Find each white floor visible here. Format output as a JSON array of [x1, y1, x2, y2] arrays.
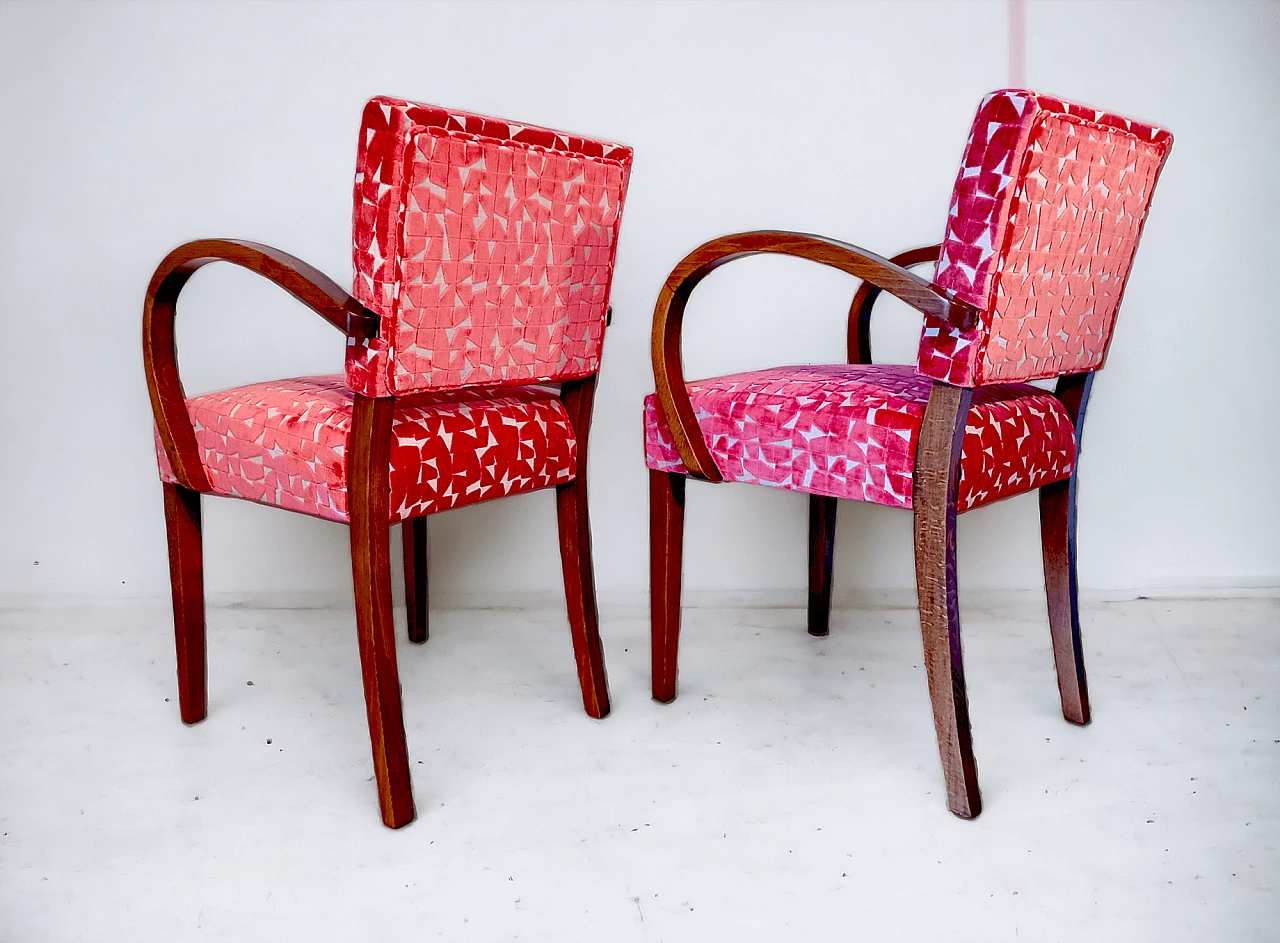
[[1, 595, 1276, 941]]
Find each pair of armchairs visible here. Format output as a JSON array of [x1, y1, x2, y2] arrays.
[[147, 91, 1172, 827]]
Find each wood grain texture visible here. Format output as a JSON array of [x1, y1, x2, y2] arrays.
[[846, 244, 942, 364], [402, 517, 429, 644], [348, 394, 416, 829], [1039, 371, 1096, 725], [143, 239, 379, 493], [162, 482, 207, 725], [807, 494, 838, 637], [650, 470, 687, 703], [556, 376, 610, 719], [913, 381, 981, 819], [651, 231, 979, 483]]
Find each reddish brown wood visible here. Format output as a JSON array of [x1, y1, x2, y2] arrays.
[[556, 376, 610, 719], [403, 516, 429, 644], [913, 381, 981, 819], [651, 231, 979, 483], [348, 393, 416, 829], [650, 470, 687, 703], [143, 239, 379, 492], [162, 482, 207, 725], [807, 494, 838, 637], [846, 244, 942, 364], [1039, 371, 1096, 725]]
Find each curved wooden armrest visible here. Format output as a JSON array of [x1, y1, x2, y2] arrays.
[[143, 238, 380, 490], [651, 230, 977, 482], [847, 243, 943, 364]]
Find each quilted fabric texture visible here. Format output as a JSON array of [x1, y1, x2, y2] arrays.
[[920, 89, 1173, 386], [643, 364, 1075, 512], [349, 97, 634, 397], [156, 376, 577, 523]]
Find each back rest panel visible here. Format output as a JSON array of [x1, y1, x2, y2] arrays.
[[348, 97, 633, 397], [918, 89, 1172, 387]]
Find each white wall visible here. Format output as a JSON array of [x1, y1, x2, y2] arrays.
[[1, 0, 1276, 606]]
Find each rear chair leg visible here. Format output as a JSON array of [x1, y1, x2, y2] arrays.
[[557, 377, 610, 719], [1040, 371, 1094, 726], [913, 383, 981, 819], [163, 482, 207, 725], [402, 516, 428, 644], [349, 394, 415, 829], [650, 470, 686, 703], [1040, 479, 1090, 724], [807, 494, 837, 637]]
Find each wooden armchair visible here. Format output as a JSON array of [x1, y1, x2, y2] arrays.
[[645, 89, 1172, 818], [146, 98, 633, 828]]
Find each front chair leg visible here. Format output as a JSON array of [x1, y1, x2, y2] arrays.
[[163, 481, 207, 725], [650, 470, 686, 703], [556, 377, 610, 719], [349, 395, 415, 829], [402, 516, 429, 644], [1039, 479, 1090, 724], [913, 382, 981, 819], [807, 494, 838, 637]]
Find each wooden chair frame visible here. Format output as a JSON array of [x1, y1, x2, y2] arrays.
[[145, 239, 610, 829], [649, 231, 1093, 819]]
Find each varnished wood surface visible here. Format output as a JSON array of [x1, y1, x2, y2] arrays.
[[143, 239, 379, 493], [913, 381, 981, 819], [651, 231, 979, 484], [846, 244, 942, 364], [348, 394, 416, 829], [1039, 371, 1096, 725], [556, 376, 611, 719], [163, 482, 207, 725], [403, 517, 429, 644], [807, 495, 837, 637], [649, 470, 687, 703]]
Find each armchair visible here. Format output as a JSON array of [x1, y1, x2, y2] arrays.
[[147, 97, 633, 827], [646, 89, 1172, 818]]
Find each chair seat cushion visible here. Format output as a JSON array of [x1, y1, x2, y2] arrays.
[[643, 364, 1076, 511], [156, 375, 577, 523]]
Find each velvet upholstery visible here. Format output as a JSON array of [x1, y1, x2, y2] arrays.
[[920, 89, 1173, 387], [644, 364, 1075, 511], [158, 376, 577, 523], [348, 97, 633, 397]]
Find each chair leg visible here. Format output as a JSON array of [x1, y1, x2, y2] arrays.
[[1040, 479, 1090, 725], [162, 482, 207, 725], [402, 516, 428, 644], [349, 394, 415, 829], [807, 494, 837, 637], [1041, 371, 1095, 726], [650, 470, 686, 703], [556, 377, 610, 719], [913, 382, 981, 819]]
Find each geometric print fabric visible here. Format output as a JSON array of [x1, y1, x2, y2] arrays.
[[349, 96, 633, 398], [156, 375, 577, 524], [643, 364, 1076, 512], [920, 88, 1173, 387]]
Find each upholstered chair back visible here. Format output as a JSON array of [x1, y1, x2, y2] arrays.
[[917, 89, 1172, 387], [347, 97, 633, 397]]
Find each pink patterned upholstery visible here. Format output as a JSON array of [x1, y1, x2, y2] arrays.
[[349, 97, 634, 397], [644, 365, 1076, 511], [920, 89, 1173, 386], [157, 376, 577, 523]]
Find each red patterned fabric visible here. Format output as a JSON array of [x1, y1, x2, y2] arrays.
[[643, 365, 1075, 511], [349, 97, 634, 397], [157, 376, 577, 523], [920, 89, 1173, 386]]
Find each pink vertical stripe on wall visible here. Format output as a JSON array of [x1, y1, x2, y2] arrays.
[[1008, 0, 1026, 86]]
